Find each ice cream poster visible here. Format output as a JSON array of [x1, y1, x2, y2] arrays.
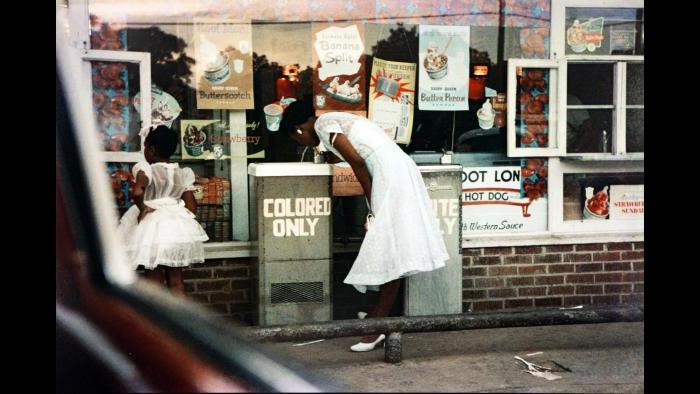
[[609, 185, 643, 220], [368, 57, 416, 145], [460, 164, 547, 235], [312, 23, 367, 111], [181, 119, 230, 160], [566, 17, 604, 54], [418, 25, 470, 111], [194, 19, 254, 110]]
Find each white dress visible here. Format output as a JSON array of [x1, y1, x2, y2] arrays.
[[118, 161, 209, 269], [315, 112, 449, 293]]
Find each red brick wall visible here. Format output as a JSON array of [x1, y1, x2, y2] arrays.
[[463, 242, 644, 312], [182, 258, 254, 325], [181, 242, 644, 325]]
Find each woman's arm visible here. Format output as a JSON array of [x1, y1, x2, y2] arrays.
[[323, 150, 343, 164], [182, 190, 197, 214], [331, 133, 371, 206]]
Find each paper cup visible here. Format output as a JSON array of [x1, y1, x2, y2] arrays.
[[263, 103, 284, 131]]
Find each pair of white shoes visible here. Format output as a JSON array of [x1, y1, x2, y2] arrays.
[[350, 311, 385, 352]]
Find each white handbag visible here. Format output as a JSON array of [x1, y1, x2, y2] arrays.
[[364, 198, 374, 231], [365, 212, 375, 231]]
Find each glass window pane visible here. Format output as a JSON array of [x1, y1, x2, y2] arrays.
[[626, 63, 644, 105], [563, 173, 644, 221], [626, 109, 644, 153], [106, 162, 135, 217], [566, 109, 612, 154], [91, 61, 142, 152], [567, 63, 614, 105], [565, 7, 644, 55], [515, 68, 556, 149]]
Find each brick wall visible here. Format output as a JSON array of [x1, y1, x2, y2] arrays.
[[181, 241, 644, 325], [463, 242, 644, 312], [181, 258, 254, 325]]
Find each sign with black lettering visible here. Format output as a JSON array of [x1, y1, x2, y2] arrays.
[[461, 162, 547, 234]]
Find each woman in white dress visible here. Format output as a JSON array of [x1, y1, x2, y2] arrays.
[[118, 125, 209, 293], [280, 100, 448, 351]]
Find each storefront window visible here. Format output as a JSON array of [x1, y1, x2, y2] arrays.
[[91, 60, 143, 152], [563, 173, 643, 221], [566, 63, 613, 154], [564, 7, 643, 56], [625, 62, 643, 152], [86, 0, 553, 246]]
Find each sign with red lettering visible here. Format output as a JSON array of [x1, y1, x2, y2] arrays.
[[609, 185, 644, 220]]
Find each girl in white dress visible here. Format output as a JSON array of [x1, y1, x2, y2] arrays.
[[118, 125, 209, 293], [280, 100, 448, 351]]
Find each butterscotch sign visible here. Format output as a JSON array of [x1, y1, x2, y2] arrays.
[[332, 165, 363, 196]]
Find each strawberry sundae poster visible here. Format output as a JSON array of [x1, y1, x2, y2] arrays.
[[312, 23, 367, 111], [460, 161, 547, 235], [368, 57, 416, 145]]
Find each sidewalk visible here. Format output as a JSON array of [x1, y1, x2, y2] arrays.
[[264, 322, 643, 392]]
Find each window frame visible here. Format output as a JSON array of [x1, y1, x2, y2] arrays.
[[81, 49, 152, 163], [507, 58, 568, 158], [552, 0, 644, 160], [548, 157, 643, 234]]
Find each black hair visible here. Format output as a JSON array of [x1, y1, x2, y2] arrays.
[[144, 125, 178, 158], [279, 98, 315, 135]]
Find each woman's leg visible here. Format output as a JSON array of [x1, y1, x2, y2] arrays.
[[359, 278, 402, 343], [143, 266, 166, 286], [165, 267, 185, 295]]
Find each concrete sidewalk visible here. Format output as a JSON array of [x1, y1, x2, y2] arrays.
[[263, 322, 643, 392]]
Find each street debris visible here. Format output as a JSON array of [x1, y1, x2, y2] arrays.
[[559, 305, 583, 310], [515, 356, 562, 381], [291, 339, 326, 347], [526, 351, 544, 357]]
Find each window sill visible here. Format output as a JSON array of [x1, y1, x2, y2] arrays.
[[462, 230, 643, 248], [563, 154, 644, 161], [201, 231, 644, 260]]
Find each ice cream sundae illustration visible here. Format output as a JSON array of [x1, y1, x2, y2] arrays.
[[199, 34, 231, 85], [183, 123, 207, 157], [584, 186, 609, 219], [424, 44, 448, 80], [321, 75, 363, 103]]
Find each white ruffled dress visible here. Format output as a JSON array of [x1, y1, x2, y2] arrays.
[[315, 112, 449, 293], [118, 161, 209, 269]]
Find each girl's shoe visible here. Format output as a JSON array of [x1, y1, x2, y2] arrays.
[[350, 334, 385, 352]]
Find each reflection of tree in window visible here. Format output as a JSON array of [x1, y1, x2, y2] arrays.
[[368, 24, 501, 153], [122, 27, 199, 115]]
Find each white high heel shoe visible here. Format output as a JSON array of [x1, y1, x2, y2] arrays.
[[350, 334, 385, 352]]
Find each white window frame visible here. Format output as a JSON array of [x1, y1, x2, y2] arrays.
[[552, 0, 644, 160], [81, 50, 152, 163], [548, 157, 643, 234], [507, 58, 567, 157]]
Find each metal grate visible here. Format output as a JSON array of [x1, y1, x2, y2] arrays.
[[270, 282, 324, 304]]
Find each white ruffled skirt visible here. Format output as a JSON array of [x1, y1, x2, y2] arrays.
[[343, 143, 449, 293], [118, 197, 209, 270]]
